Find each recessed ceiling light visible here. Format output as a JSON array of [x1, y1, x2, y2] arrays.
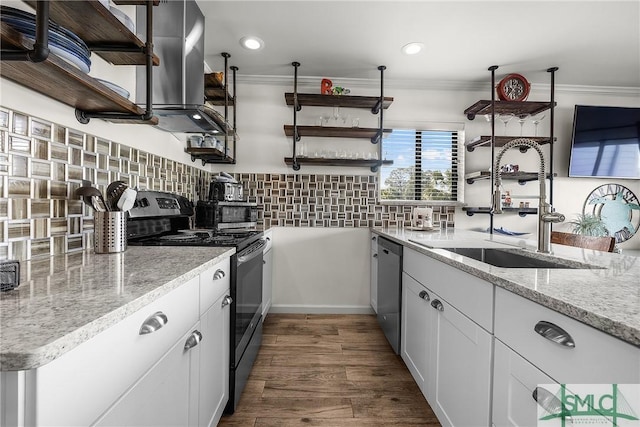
[[401, 42, 424, 55], [240, 36, 264, 51]]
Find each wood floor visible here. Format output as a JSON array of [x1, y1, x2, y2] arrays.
[[218, 313, 441, 427]]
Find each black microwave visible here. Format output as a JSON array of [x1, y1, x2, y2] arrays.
[[195, 201, 257, 231]]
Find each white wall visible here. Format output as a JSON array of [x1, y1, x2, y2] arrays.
[[270, 226, 372, 314]]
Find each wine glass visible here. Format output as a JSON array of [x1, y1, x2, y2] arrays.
[[517, 114, 529, 136], [332, 107, 340, 126], [531, 114, 546, 136], [498, 113, 514, 135]]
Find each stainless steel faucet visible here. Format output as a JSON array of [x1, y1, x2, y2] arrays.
[[493, 138, 565, 253]]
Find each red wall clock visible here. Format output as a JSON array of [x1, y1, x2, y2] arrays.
[[496, 73, 531, 101]]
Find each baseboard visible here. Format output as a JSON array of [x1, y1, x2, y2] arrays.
[[269, 304, 375, 315]]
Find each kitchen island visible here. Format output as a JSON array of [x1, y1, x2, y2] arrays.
[[0, 246, 235, 371], [374, 227, 639, 346], [374, 227, 639, 426], [0, 246, 234, 427]]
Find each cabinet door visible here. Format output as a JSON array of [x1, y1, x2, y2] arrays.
[[429, 293, 492, 427], [493, 339, 557, 427], [199, 290, 231, 427], [262, 247, 273, 319], [370, 233, 378, 313], [94, 324, 201, 427], [400, 272, 432, 400]]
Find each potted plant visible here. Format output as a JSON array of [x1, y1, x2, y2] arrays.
[[568, 213, 609, 236]]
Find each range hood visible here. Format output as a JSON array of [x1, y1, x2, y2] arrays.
[[136, 0, 225, 134]]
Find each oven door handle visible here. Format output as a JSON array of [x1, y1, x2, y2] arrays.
[[237, 240, 266, 265]]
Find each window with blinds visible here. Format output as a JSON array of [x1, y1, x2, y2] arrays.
[[380, 129, 462, 202]]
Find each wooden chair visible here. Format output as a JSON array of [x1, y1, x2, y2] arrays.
[[550, 231, 616, 252]]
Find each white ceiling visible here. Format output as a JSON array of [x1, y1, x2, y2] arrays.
[[196, 0, 640, 88]]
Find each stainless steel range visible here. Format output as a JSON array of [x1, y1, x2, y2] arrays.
[[127, 190, 264, 414]]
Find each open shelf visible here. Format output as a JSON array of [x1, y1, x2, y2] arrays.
[[465, 171, 556, 185], [23, 0, 160, 66], [284, 157, 392, 168], [465, 136, 554, 151], [185, 147, 234, 166], [284, 125, 391, 139], [0, 24, 157, 124], [204, 73, 235, 106], [285, 93, 393, 112], [464, 100, 554, 120], [462, 206, 538, 217]]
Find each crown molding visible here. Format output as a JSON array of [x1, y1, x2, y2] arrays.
[[236, 74, 640, 96]]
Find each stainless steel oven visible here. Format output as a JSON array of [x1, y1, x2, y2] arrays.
[[228, 234, 265, 413], [126, 190, 264, 414]]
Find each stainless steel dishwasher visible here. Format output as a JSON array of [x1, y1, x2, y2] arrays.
[[377, 236, 403, 354]]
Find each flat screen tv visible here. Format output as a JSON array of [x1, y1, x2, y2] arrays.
[[568, 105, 640, 179]]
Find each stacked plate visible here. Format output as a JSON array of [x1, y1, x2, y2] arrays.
[[1, 6, 91, 73], [95, 78, 130, 99]]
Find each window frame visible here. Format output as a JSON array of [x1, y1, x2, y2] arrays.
[[378, 122, 465, 206]]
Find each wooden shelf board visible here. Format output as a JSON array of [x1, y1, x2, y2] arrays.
[[464, 100, 554, 119], [22, 0, 160, 66], [285, 93, 393, 110], [185, 147, 234, 164], [204, 88, 235, 105], [1, 25, 156, 123], [284, 157, 393, 168], [284, 125, 391, 139], [465, 136, 553, 150], [113, 1, 160, 5], [464, 170, 556, 184], [462, 206, 538, 216]]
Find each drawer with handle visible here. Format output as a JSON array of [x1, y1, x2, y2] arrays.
[[494, 286, 640, 384], [199, 257, 231, 315], [403, 248, 493, 332], [33, 276, 199, 427]]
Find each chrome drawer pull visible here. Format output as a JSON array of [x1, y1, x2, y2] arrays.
[[430, 299, 444, 312], [213, 269, 226, 280], [418, 290, 430, 301], [532, 387, 566, 417], [222, 295, 233, 308], [184, 330, 203, 350], [139, 311, 168, 335], [373, 253, 378, 258], [534, 321, 575, 348]]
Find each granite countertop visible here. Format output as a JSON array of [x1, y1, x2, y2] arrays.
[[0, 246, 235, 371], [374, 227, 640, 347]]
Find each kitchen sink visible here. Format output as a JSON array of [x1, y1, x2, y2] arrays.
[[441, 247, 601, 269]]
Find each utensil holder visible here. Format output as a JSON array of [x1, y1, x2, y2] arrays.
[[94, 211, 127, 254]]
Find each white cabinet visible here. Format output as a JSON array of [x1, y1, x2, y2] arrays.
[[262, 229, 273, 320], [494, 287, 640, 385], [493, 287, 640, 426], [19, 277, 200, 427], [370, 232, 378, 313], [430, 293, 492, 427], [493, 339, 557, 427], [94, 325, 202, 427], [198, 258, 231, 427], [401, 248, 493, 427], [401, 272, 433, 399], [0, 256, 234, 427]]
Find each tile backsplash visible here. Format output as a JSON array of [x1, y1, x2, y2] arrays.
[[0, 107, 211, 262], [0, 107, 455, 262]]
